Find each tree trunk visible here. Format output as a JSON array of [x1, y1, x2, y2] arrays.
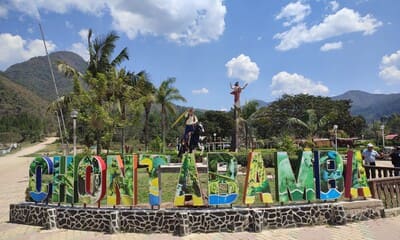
[[143, 103, 151, 152], [96, 131, 101, 155], [121, 103, 126, 156], [161, 105, 166, 153]]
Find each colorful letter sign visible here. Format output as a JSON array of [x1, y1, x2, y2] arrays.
[[276, 151, 315, 202], [243, 152, 273, 205], [314, 151, 344, 200], [106, 155, 137, 206], [344, 150, 371, 199], [139, 154, 168, 207], [77, 156, 107, 205], [28, 156, 54, 202], [208, 152, 239, 205], [26, 149, 372, 207], [174, 153, 204, 206]]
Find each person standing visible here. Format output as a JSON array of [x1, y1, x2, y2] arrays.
[[230, 81, 248, 109], [183, 108, 198, 143], [390, 146, 400, 176], [362, 143, 380, 178]]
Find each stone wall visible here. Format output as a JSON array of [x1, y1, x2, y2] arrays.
[[9, 199, 384, 236]]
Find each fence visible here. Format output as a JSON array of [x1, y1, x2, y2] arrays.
[[365, 165, 400, 209]]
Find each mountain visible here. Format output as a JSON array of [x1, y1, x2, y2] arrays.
[[332, 90, 400, 122], [4, 51, 87, 101], [0, 73, 48, 116]]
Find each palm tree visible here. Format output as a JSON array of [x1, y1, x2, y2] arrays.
[[56, 30, 130, 155], [135, 71, 156, 151], [241, 100, 259, 150], [288, 109, 330, 146], [87, 29, 129, 75], [155, 78, 186, 153]]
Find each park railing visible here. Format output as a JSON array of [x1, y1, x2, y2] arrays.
[[368, 176, 400, 209], [364, 164, 400, 208], [364, 165, 400, 179]]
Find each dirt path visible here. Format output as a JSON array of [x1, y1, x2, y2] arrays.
[[0, 137, 57, 223]]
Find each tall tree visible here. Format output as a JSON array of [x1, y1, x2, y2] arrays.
[[87, 29, 129, 76], [288, 109, 331, 140], [155, 78, 186, 153], [241, 100, 259, 149], [57, 30, 130, 155], [135, 71, 156, 151]]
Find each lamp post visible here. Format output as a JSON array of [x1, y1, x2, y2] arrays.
[[380, 125, 385, 148], [333, 125, 338, 152], [71, 109, 78, 156], [213, 133, 217, 151]]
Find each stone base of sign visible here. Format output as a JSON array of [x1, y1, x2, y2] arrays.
[[9, 199, 384, 236]]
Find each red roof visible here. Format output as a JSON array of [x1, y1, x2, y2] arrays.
[[385, 134, 398, 140]]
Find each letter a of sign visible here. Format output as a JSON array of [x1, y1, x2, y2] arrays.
[[106, 155, 137, 206], [344, 150, 371, 199], [243, 152, 273, 205], [174, 153, 204, 206]]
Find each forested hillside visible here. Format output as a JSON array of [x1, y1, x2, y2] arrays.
[[4, 51, 87, 101], [0, 73, 52, 142]]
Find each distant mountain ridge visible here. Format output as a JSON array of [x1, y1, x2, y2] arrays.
[[332, 90, 400, 122], [4, 51, 87, 101]]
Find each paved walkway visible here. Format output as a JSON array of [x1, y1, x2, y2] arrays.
[[1, 142, 400, 240]]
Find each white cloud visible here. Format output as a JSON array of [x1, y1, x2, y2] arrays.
[[109, 1, 226, 46], [379, 50, 400, 85], [5, 0, 105, 20], [271, 71, 329, 97], [276, 1, 311, 27], [5, 0, 226, 46], [274, 8, 382, 51], [0, 33, 56, 70], [0, 5, 8, 18], [68, 29, 90, 60], [69, 42, 89, 61], [192, 88, 209, 95], [329, 1, 339, 12], [225, 54, 260, 83], [78, 29, 89, 42], [27, 27, 34, 34], [320, 41, 342, 51]]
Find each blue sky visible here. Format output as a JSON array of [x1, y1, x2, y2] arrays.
[[0, 0, 399, 111]]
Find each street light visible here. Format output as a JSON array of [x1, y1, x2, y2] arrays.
[[213, 133, 217, 151], [333, 125, 338, 152], [380, 125, 385, 148], [71, 109, 78, 156]]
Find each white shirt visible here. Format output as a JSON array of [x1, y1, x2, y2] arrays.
[[362, 149, 380, 165], [185, 113, 198, 125]]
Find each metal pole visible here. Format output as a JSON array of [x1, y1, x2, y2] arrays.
[[73, 117, 77, 156], [335, 130, 337, 152], [381, 125, 385, 148], [71, 109, 78, 156], [333, 125, 338, 152]]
